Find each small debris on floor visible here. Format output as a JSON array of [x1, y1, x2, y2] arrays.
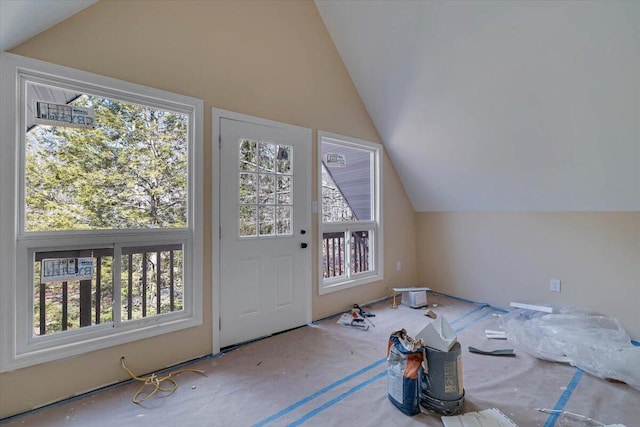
[[468, 346, 516, 357], [485, 329, 507, 340], [441, 408, 518, 427]]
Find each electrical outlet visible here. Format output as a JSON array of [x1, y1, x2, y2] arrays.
[[550, 278, 561, 293], [396, 261, 402, 271]]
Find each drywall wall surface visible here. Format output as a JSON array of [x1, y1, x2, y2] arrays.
[[416, 212, 640, 340], [2, 0, 416, 418]]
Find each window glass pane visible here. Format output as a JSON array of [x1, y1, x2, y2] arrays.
[[239, 139, 257, 171], [239, 205, 257, 237], [238, 141, 294, 239], [33, 248, 114, 336], [259, 206, 275, 236], [276, 144, 292, 174], [259, 174, 275, 205], [239, 173, 257, 204], [321, 164, 356, 222], [276, 206, 292, 235], [277, 176, 291, 205], [321, 142, 371, 222], [258, 142, 276, 172], [25, 83, 188, 232], [121, 245, 183, 322], [351, 230, 372, 274], [322, 231, 346, 278]]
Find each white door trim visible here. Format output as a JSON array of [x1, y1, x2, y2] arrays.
[[211, 108, 312, 354]]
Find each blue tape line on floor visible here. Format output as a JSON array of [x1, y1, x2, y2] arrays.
[[276, 304, 500, 426], [287, 371, 387, 427], [454, 308, 495, 333], [543, 369, 583, 427], [252, 358, 386, 427], [449, 303, 489, 326], [254, 302, 489, 427]]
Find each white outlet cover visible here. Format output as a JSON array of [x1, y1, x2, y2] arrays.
[[550, 279, 561, 292]]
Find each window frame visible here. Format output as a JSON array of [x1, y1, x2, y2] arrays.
[[0, 53, 204, 372], [317, 130, 383, 295]]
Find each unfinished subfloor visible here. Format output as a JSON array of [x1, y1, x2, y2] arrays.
[[2, 294, 638, 426]]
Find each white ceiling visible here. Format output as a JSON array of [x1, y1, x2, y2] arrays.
[[0, 0, 97, 52], [2, 0, 638, 212], [315, 0, 639, 211]]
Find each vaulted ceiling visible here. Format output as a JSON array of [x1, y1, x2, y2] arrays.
[[315, 0, 639, 211], [2, 0, 638, 212]]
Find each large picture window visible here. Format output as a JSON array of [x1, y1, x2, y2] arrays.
[[318, 131, 383, 294], [0, 53, 203, 372]]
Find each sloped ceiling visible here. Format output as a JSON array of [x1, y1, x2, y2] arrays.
[[0, 0, 98, 52], [315, 0, 639, 211], [2, 1, 638, 212]]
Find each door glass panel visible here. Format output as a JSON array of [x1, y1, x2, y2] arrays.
[[259, 206, 275, 236], [259, 174, 275, 205], [277, 176, 291, 204], [239, 205, 257, 237], [276, 206, 292, 235], [240, 140, 257, 171], [239, 173, 257, 204], [276, 145, 292, 174], [238, 139, 294, 238], [258, 142, 276, 172]]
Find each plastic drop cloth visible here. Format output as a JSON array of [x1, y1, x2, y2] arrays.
[[500, 307, 640, 390]]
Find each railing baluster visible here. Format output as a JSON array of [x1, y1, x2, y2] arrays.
[[39, 282, 46, 335], [95, 257, 101, 324], [142, 252, 147, 318], [338, 236, 343, 275], [170, 250, 175, 311], [156, 250, 161, 315], [127, 254, 133, 320], [333, 237, 337, 276], [62, 281, 68, 331]]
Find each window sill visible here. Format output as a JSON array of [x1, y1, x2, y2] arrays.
[[318, 272, 383, 295], [2, 312, 202, 373]]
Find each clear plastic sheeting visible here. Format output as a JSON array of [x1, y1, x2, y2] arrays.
[[501, 308, 640, 390]]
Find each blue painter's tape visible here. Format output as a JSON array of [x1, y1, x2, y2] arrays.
[[252, 359, 386, 427], [449, 304, 489, 325], [631, 340, 640, 347], [277, 304, 501, 426], [543, 369, 583, 427], [454, 308, 495, 333], [253, 302, 489, 427], [429, 291, 488, 306], [288, 371, 387, 427]]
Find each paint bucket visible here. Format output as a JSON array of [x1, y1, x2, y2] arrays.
[[419, 342, 465, 415]]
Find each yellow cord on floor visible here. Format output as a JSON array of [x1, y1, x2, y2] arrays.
[[121, 356, 207, 404]]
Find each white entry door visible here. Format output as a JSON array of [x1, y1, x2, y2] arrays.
[[218, 116, 311, 348]]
